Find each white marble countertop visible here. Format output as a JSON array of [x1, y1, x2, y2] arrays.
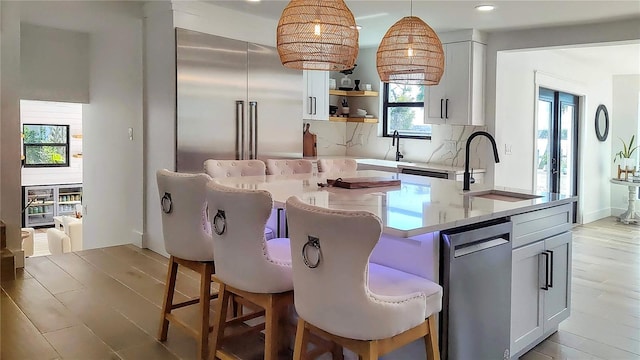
[[356, 158, 485, 175], [213, 170, 575, 238], [301, 156, 485, 175]]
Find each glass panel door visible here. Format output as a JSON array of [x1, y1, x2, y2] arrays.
[[559, 100, 577, 197], [536, 92, 553, 194], [537, 88, 579, 222]]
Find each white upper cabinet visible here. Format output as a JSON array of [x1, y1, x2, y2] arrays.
[[302, 70, 329, 121], [426, 41, 486, 125]]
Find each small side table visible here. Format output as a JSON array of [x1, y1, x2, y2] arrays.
[[610, 178, 640, 224]]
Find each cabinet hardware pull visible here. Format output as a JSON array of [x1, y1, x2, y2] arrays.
[[440, 99, 444, 119], [308, 97, 313, 115], [445, 99, 450, 119], [547, 250, 554, 288], [540, 251, 549, 291]]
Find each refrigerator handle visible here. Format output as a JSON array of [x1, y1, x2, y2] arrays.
[[249, 101, 258, 159], [236, 100, 245, 159]]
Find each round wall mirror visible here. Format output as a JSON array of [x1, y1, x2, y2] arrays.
[[595, 104, 609, 142]]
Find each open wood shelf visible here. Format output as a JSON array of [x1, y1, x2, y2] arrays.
[[329, 90, 379, 97], [329, 117, 378, 123]]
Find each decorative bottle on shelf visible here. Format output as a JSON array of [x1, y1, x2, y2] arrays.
[[354, 80, 360, 91], [340, 75, 352, 90]]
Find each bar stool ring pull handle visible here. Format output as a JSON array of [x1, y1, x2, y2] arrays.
[[213, 210, 227, 235], [161, 193, 173, 214], [302, 236, 321, 268]]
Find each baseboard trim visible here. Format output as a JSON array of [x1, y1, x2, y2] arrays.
[[582, 208, 612, 224]]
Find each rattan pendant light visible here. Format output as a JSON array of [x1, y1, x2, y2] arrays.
[[376, 1, 444, 85], [277, 0, 359, 71]]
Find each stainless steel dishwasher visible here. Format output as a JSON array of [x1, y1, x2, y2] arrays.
[[440, 219, 512, 360]]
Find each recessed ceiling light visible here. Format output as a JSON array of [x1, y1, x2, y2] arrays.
[[475, 4, 495, 11], [247, 0, 261, 2]]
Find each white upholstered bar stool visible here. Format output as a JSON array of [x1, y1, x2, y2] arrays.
[[266, 159, 313, 175], [286, 196, 443, 360], [206, 182, 293, 360], [317, 158, 357, 173], [203, 159, 276, 240], [156, 169, 218, 360], [265, 159, 313, 237], [204, 159, 266, 178]]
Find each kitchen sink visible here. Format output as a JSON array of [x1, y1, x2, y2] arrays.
[[468, 190, 542, 202]]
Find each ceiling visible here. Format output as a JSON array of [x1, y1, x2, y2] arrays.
[[209, 0, 640, 48]]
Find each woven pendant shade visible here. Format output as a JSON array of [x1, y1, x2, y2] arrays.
[[277, 0, 359, 71], [376, 16, 444, 85]]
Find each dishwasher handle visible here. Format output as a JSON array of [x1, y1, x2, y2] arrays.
[[453, 237, 509, 257]]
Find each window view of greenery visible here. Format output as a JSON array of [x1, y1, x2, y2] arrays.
[[384, 83, 431, 137], [23, 124, 69, 167]]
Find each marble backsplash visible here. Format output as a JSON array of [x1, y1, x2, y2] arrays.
[[307, 120, 488, 169]]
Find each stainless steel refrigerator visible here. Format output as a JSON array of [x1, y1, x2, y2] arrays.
[[176, 28, 303, 173]]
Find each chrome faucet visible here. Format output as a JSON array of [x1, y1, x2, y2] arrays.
[[392, 130, 404, 162], [464, 131, 500, 191]]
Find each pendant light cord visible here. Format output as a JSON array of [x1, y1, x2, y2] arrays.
[[410, 0, 413, 16]]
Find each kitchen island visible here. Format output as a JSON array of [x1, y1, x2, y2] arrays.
[[214, 170, 576, 359]]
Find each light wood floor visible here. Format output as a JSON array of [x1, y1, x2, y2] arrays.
[[1, 217, 639, 359]]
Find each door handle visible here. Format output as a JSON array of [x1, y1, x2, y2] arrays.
[[540, 251, 549, 291], [249, 101, 258, 159], [236, 100, 245, 160], [551, 158, 558, 174], [440, 99, 444, 119]]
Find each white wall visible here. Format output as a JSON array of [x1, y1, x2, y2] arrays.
[[143, 1, 175, 256], [495, 50, 613, 223], [20, 100, 83, 186], [82, 5, 143, 249], [20, 1, 145, 250], [143, 1, 281, 256], [20, 23, 90, 103], [611, 75, 640, 215], [485, 18, 640, 189], [1, 1, 22, 253]]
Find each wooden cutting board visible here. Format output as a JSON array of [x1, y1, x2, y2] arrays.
[[327, 177, 401, 189], [303, 123, 317, 157]]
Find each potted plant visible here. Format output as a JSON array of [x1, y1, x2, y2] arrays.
[[614, 135, 639, 171]]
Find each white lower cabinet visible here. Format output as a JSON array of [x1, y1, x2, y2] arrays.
[[510, 231, 572, 357]]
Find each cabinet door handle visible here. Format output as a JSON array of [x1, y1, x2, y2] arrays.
[[445, 99, 450, 119], [547, 250, 554, 288], [540, 251, 549, 291], [308, 97, 313, 115], [313, 97, 317, 115], [440, 99, 444, 119]]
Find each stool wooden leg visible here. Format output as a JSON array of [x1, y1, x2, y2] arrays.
[[293, 318, 309, 360], [210, 283, 230, 360], [158, 256, 178, 341], [331, 342, 344, 360], [198, 263, 213, 360], [425, 316, 440, 360], [264, 295, 280, 360], [362, 342, 378, 360]]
